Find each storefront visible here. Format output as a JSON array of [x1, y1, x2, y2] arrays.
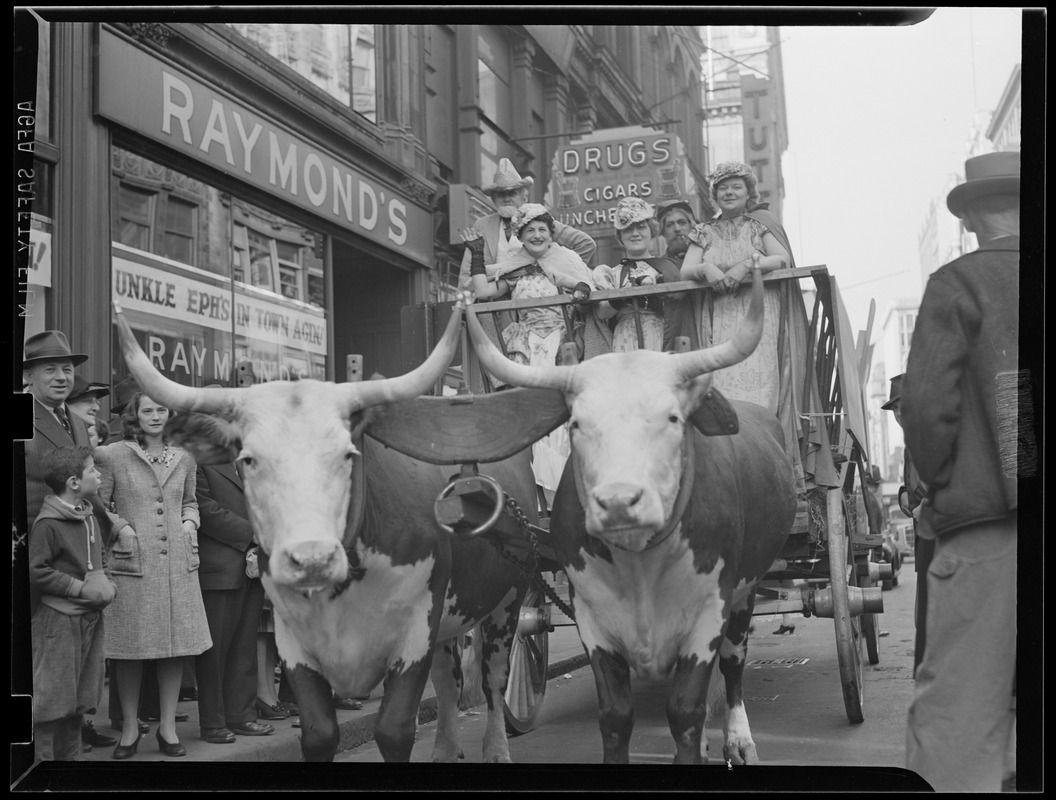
[[26, 23, 436, 393]]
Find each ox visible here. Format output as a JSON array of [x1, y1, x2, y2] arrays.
[[113, 297, 535, 762], [465, 268, 797, 764]]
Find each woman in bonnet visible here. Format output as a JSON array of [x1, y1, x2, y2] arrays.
[[679, 161, 794, 414], [459, 203, 614, 494], [593, 197, 681, 352]]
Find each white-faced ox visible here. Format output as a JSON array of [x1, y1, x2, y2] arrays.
[[466, 269, 797, 764], [113, 297, 535, 763]]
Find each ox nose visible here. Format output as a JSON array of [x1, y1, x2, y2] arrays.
[[286, 541, 343, 583], [592, 483, 644, 514]]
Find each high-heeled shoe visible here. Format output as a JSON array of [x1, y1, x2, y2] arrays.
[[156, 728, 187, 757], [255, 697, 289, 720], [111, 729, 143, 760], [774, 624, 796, 635]]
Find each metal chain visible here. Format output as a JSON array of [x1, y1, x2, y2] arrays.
[[488, 491, 576, 622]]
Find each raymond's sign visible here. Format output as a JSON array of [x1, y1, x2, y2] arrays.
[[96, 28, 433, 267], [544, 126, 697, 236]]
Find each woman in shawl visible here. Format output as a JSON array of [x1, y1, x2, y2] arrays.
[[460, 203, 614, 494], [679, 161, 793, 414]]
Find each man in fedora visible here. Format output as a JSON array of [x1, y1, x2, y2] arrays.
[[880, 374, 932, 677], [902, 151, 1023, 792], [22, 331, 94, 526], [66, 376, 111, 448]]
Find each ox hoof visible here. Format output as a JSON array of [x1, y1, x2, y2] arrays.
[[483, 754, 513, 764], [723, 741, 759, 766]]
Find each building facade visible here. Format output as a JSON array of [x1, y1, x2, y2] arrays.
[[700, 25, 789, 221], [20, 20, 708, 395]]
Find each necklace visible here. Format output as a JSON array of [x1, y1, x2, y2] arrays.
[[141, 443, 175, 467]]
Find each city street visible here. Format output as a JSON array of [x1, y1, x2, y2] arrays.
[[339, 556, 920, 770]]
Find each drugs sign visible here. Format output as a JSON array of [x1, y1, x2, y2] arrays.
[[545, 125, 697, 236]]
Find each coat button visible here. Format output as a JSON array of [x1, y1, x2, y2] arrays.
[[159, 549, 167, 555], [157, 508, 164, 515], [160, 536, 167, 542]]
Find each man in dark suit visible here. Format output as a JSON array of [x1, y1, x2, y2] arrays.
[[22, 331, 94, 526], [194, 453, 274, 742]]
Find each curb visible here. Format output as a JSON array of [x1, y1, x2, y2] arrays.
[[213, 652, 590, 762]]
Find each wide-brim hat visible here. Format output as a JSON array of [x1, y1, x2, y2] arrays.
[[68, 375, 111, 404], [656, 200, 697, 224], [22, 330, 88, 367], [110, 377, 141, 415], [880, 373, 904, 411], [482, 158, 534, 195], [946, 151, 1020, 218], [613, 197, 656, 231]]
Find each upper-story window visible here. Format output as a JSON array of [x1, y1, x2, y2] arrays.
[[477, 26, 516, 184], [113, 180, 200, 267], [227, 23, 377, 123]]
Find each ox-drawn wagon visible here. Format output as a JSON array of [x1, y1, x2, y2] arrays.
[[399, 262, 889, 734]]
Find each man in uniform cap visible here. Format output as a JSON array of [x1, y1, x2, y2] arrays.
[[66, 376, 111, 448], [903, 151, 1024, 792]]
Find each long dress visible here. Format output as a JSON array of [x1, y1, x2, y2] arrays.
[[96, 441, 212, 660], [687, 216, 783, 414]]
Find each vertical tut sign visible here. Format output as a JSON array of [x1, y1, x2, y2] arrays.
[[741, 74, 778, 213], [95, 28, 433, 267]]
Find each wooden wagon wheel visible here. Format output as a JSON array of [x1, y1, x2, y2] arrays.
[[827, 487, 866, 724], [503, 583, 550, 735]]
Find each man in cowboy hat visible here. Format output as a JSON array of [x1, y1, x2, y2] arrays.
[[455, 159, 597, 389], [22, 331, 95, 526], [456, 158, 596, 293], [903, 151, 1023, 792], [66, 376, 111, 448]]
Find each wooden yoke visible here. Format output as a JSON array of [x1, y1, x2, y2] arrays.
[[364, 387, 569, 466]]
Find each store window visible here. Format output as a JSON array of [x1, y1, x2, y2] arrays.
[[111, 145, 328, 387], [227, 23, 377, 123], [23, 157, 54, 340]]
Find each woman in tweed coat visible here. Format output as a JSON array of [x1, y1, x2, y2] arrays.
[[96, 392, 211, 757]]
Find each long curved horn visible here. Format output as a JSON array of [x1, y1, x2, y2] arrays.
[[673, 264, 765, 382], [465, 303, 577, 393], [344, 293, 467, 412], [113, 299, 240, 416]]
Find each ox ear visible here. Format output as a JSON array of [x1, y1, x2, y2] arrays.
[[686, 381, 740, 437], [163, 413, 242, 465]]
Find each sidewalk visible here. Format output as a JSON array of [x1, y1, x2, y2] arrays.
[[80, 588, 586, 763]]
